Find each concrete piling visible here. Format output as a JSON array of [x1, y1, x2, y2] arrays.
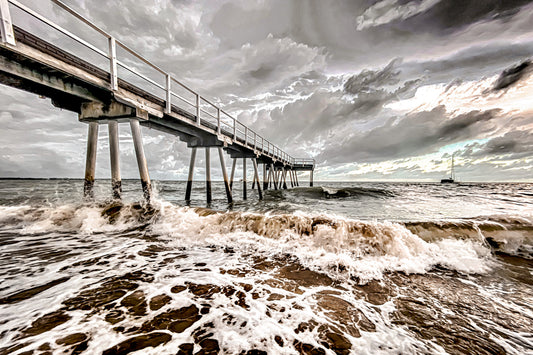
[[229, 158, 236, 190], [282, 167, 287, 189], [310, 169, 314, 187], [130, 119, 151, 202], [205, 148, 212, 204], [218, 147, 233, 203], [270, 164, 278, 190], [263, 164, 268, 190], [253, 158, 263, 200], [242, 157, 247, 200], [83, 122, 98, 199], [185, 147, 196, 202], [108, 121, 121, 199]]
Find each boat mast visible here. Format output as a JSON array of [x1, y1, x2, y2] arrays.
[[450, 154, 455, 180]]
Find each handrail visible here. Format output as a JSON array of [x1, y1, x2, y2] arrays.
[[8, 0, 314, 168]]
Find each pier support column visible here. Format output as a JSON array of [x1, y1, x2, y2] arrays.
[[218, 147, 233, 204], [282, 167, 288, 189], [289, 169, 294, 188], [205, 148, 212, 204], [263, 164, 268, 190], [310, 170, 314, 187], [270, 164, 278, 190], [84, 122, 99, 199], [229, 158, 236, 190], [130, 119, 151, 202], [253, 158, 263, 200], [108, 121, 121, 199], [185, 147, 196, 202], [296, 172, 299, 186], [242, 157, 247, 200]]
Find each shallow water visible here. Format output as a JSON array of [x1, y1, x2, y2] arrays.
[[0, 179, 531, 354]]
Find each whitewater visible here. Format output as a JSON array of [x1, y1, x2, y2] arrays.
[[0, 179, 531, 354]]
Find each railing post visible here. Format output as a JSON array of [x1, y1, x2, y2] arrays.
[[165, 74, 171, 114], [217, 108, 221, 135], [245, 127, 248, 146], [254, 132, 256, 150], [108, 37, 118, 91], [196, 94, 200, 125], [0, 0, 15, 46], [233, 119, 237, 140]]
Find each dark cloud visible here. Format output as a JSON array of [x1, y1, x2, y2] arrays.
[[390, 0, 533, 34], [492, 59, 532, 91], [317, 106, 502, 165]]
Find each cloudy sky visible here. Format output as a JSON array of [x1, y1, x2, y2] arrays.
[[1, 0, 533, 181]]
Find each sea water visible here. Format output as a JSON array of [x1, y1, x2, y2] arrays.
[[0, 179, 531, 354]]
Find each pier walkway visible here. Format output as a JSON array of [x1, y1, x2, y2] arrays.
[[0, 0, 315, 203]]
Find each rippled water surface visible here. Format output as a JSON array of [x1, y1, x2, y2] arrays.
[[0, 179, 531, 354]]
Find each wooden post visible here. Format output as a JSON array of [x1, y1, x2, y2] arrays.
[[230, 158, 236, 189], [83, 122, 98, 199], [263, 163, 268, 190], [310, 169, 314, 187], [253, 158, 263, 200], [130, 119, 151, 202], [218, 147, 232, 203], [108, 121, 121, 199], [295, 171, 299, 187], [242, 157, 247, 200], [185, 147, 196, 202], [205, 147, 212, 204]]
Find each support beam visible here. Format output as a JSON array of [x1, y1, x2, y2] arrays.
[[310, 169, 314, 187], [218, 147, 233, 204], [295, 171, 299, 187], [108, 121, 121, 199], [242, 157, 247, 200], [0, 0, 16, 46], [263, 164, 268, 190], [289, 169, 294, 188], [130, 119, 151, 202], [185, 147, 196, 202], [83, 122, 98, 199], [205, 148, 212, 204], [229, 158, 236, 190], [252, 158, 263, 200], [282, 167, 287, 189], [270, 164, 278, 190]]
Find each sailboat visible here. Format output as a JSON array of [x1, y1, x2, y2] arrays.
[[440, 155, 456, 183]]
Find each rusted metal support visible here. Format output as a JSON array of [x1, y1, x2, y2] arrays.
[[185, 147, 196, 202], [130, 119, 151, 202], [310, 169, 314, 187], [242, 157, 247, 200], [205, 147, 212, 204], [108, 121, 121, 199], [83, 122, 98, 199], [263, 163, 268, 190], [253, 158, 263, 200], [0, 0, 16, 46], [230, 158, 236, 189], [218, 147, 232, 204]]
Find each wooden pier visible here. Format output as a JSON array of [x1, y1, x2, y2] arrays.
[[0, 0, 315, 203]]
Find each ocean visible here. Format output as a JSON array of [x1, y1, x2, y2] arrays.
[[0, 179, 531, 354]]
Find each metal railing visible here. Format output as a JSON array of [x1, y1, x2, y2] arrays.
[[3, 0, 314, 168]]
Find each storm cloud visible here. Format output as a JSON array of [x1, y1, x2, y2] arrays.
[[1, 0, 532, 181]]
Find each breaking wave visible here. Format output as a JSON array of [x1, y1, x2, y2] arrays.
[[2, 200, 531, 284]]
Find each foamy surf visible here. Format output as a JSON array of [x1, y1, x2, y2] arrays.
[[0, 180, 532, 354]]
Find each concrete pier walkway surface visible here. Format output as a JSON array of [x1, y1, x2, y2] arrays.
[[0, 0, 314, 203]]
